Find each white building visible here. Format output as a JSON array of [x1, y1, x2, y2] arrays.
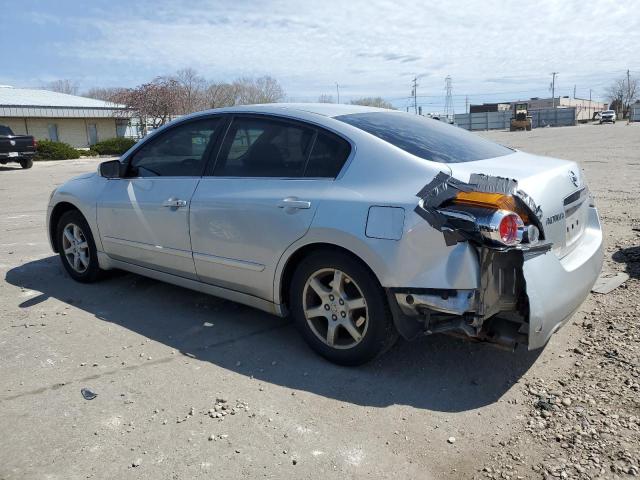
[[0, 86, 130, 147]]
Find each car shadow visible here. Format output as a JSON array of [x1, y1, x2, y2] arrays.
[[5, 256, 542, 412], [612, 245, 640, 279]]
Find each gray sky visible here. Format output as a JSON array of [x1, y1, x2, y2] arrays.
[[2, 0, 639, 111]]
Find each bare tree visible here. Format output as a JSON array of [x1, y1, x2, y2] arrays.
[[205, 82, 239, 109], [83, 87, 127, 103], [606, 75, 638, 117], [233, 76, 285, 104], [172, 68, 207, 114], [46, 79, 79, 95], [318, 94, 334, 103], [203, 76, 285, 108], [350, 97, 395, 109]]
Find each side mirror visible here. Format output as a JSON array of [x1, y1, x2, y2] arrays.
[[99, 160, 124, 178]]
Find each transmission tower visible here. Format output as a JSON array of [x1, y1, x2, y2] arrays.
[[444, 76, 454, 122]]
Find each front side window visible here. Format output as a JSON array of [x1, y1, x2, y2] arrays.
[[336, 112, 513, 163], [214, 117, 314, 177], [128, 118, 221, 177]]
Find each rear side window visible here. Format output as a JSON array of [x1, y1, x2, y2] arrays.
[[304, 131, 351, 178], [0, 125, 13, 136], [214, 117, 314, 177], [336, 112, 512, 163]]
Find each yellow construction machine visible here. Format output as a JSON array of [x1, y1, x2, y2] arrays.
[[510, 102, 532, 131]]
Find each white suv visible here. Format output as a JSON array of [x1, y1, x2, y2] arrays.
[[599, 110, 616, 124]]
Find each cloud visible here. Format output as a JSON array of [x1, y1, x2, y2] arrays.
[[357, 52, 422, 63], [3, 0, 639, 105]]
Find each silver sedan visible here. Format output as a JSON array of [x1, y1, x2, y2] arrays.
[[46, 104, 603, 365]]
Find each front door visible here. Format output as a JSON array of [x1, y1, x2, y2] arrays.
[[190, 115, 352, 301], [97, 116, 223, 279]]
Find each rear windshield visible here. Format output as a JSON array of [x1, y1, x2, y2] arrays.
[[335, 112, 513, 163], [0, 125, 13, 136]]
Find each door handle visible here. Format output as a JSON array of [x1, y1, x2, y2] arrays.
[[162, 198, 188, 208], [277, 197, 311, 209]]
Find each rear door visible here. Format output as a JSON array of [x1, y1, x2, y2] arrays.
[[97, 116, 223, 279], [190, 115, 352, 300]]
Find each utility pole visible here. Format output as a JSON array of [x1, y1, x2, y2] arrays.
[[411, 76, 418, 114], [336, 83, 340, 104], [573, 84, 576, 99], [589, 88, 592, 122], [465, 95, 469, 114], [551, 72, 558, 108]]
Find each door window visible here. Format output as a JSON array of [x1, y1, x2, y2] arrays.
[[128, 118, 221, 177], [214, 117, 314, 177], [304, 131, 351, 178]]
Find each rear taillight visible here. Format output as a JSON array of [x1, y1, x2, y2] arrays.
[[498, 213, 524, 245], [475, 209, 525, 246], [451, 191, 529, 223], [32, 138, 37, 149]]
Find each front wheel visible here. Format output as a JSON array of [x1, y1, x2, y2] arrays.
[[56, 210, 103, 283], [20, 158, 33, 169], [289, 251, 398, 365]]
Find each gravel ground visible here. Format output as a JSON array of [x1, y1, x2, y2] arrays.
[[0, 122, 638, 479]]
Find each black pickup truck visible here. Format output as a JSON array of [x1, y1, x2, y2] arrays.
[[0, 125, 36, 169]]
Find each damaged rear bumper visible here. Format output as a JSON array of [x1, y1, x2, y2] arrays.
[[524, 205, 603, 348], [389, 205, 603, 350]]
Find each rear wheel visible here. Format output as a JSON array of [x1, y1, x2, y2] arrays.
[[20, 158, 33, 169], [56, 210, 102, 283], [289, 251, 398, 365]]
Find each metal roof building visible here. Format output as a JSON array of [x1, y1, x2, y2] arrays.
[[0, 85, 130, 148]]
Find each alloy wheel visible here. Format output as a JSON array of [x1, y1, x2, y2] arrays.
[[302, 268, 368, 349], [61, 223, 90, 273]]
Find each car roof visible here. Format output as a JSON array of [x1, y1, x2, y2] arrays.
[[197, 102, 392, 118]]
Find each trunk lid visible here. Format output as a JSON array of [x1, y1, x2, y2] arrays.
[[446, 151, 588, 258]]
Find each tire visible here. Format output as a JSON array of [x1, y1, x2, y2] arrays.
[[20, 158, 33, 169], [289, 250, 398, 365], [56, 210, 103, 283]]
